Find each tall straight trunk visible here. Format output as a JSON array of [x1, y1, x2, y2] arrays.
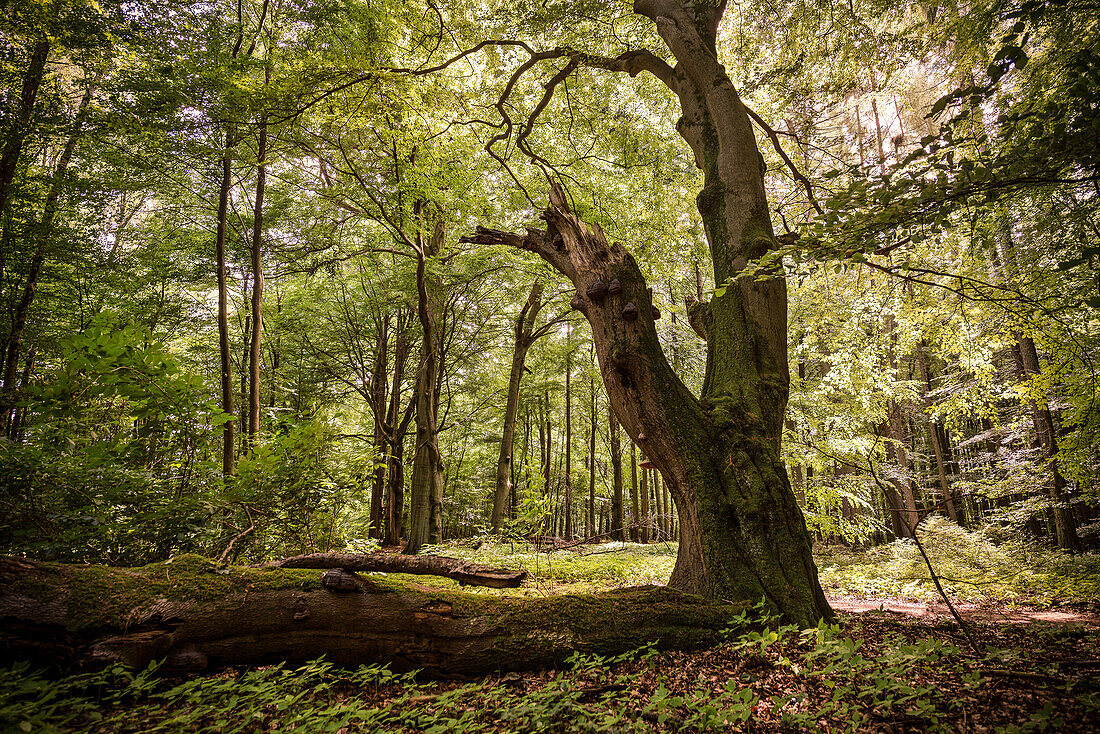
[[405, 213, 446, 555], [609, 405, 624, 541], [492, 281, 545, 530], [914, 338, 960, 523], [661, 473, 671, 539], [384, 312, 412, 547], [587, 375, 597, 538], [247, 108, 267, 441], [1015, 335, 1079, 552], [0, 83, 93, 427], [630, 442, 640, 542], [369, 315, 390, 539], [885, 311, 918, 536], [216, 128, 237, 476], [640, 458, 650, 544], [0, 40, 50, 219], [563, 349, 573, 539], [887, 403, 919, 537], [542, 390, 552, 531]]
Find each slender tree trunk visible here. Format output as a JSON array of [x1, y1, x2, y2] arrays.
[[406, 213, 446, 555], [0, 40, 49, 219], [492, 281, 545, 530], [370, 315, 391, 539], [1016, 336, 1079, 552], [0, 83, 93, 427], [542, 390, 552, 532], [384, 313, 411, 547], [630, 442, 640, 542], [640, 458, 650, 544], [587, 374, 597, 538], [216, 128, 237, 476], [914, 338, 961, 523], [609, 405, 624, 541], [247, 107, 267, 442], [563, 348, 573, 539]]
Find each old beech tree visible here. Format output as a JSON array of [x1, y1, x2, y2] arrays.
[[467, 0, 833, 626]]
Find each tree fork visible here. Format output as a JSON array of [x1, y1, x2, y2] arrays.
[[463, 187, 833, 626]]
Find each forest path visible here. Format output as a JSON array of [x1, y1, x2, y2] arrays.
[[829, 595, 1100, 627]]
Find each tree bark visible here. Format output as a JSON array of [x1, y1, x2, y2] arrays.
[[406, 212, 446, 555], [384, 311, 413, 547], [609, 404, 625, 541], [1015, 335, 1079, 552], [630, 442, 640, 542], [464, 182, 832, 625], [914, 337, 962, 524], [247, 108, 267, 442], [492, 281, 546, 531], [370, 314, 391, 539], [639, 455, 650, 544], [0, 556, 742, 675], [216, 128, 237, 476], [563, 347, 574, 539], [587, 372, 597, 539]]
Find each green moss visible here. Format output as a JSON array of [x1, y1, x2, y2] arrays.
[[12, 554, 323, 632]]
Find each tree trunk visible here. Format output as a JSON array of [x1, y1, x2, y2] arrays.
[[406, 212, 446, 555], [1016, 335, 1079, 552], [370, 315, 391, 539], [465, 181, 832, 625], [639, 457, 650, 544], [216, 128, 237, 476], [247, 108, 267, 442], [0, 40, 49, 220], [492, 281, 545, 531], [563, 347, 574, 539], [384, 311, 413, 547], [609, 404, 625, 541], [588, 372, 597, 539], [914, 338, 961, 524], [0, 556, 742, 675], [630, 442, 640, 542]]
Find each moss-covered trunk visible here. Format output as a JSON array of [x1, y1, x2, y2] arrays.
[[0, 556, 742, 675]]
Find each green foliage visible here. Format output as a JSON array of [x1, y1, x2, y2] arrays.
[[816, 517, 1100, 604]]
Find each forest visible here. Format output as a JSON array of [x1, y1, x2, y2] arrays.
[[1, 0, 1099, 730]]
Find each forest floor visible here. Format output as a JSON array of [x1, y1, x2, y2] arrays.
[[4, 522, 1099, 733]]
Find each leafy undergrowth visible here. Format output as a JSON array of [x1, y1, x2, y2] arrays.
[[814, 518, 1100, 608], [3, 606, 1098, 733]]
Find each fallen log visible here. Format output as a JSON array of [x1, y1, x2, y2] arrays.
[[264, 552, 528, 589], [0, 554, 744, 676]]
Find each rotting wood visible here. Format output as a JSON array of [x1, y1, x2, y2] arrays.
[[0, 555, 744, 676], [265, 552, 528, 589]]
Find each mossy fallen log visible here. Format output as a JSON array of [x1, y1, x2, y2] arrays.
[[0, 555, 744, 676], [264, 552, 528, 588]]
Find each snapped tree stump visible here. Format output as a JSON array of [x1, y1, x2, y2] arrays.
[[0, 555, 744, 676]]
